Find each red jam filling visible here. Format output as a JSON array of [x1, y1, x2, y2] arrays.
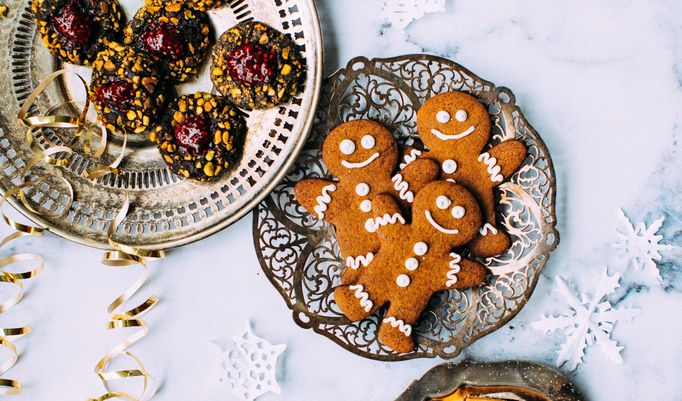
[[174, 113, 212, 156], [142, 24, 185, 60], [53, 0, 93, 47], [225, 43, 278, 86], [95, 79, 135, 111]]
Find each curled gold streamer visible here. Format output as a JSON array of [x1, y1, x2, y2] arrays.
[[89, 195, 164, 401], [11, 68, 157, 398], [15, 68, 161, 400]]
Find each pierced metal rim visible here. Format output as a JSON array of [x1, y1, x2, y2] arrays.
[[2, 0, 324, 251]]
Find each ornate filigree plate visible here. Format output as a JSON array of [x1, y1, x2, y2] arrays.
[[0, 0, 322, 249], [253, 55, 559, 360]]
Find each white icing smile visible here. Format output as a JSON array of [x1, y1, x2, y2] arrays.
[[431, 126, 475, 141], [424, 210, 459, 235], [341, 152, 380, 169]]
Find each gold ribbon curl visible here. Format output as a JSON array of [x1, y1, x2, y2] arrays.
[[12, 69, 161, 399], [89, 194, 164, 401]]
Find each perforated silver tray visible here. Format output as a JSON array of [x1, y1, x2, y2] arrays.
[[254, 55, 559, 360], [0, 0, 322, 249]]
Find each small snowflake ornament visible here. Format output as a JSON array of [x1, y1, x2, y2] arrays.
[[532, 267, 640, 371], [221, 322, 286, 401], [381, 0, 446, 29], [614, 208, 675, 281]]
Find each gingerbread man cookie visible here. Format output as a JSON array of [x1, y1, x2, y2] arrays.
[[333, 181, 487, 353], [415, 91, 527, 257], [295, 120, 440, 283]]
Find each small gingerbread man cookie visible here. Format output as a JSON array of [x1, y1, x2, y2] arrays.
[[333, 181, 487, 353], [295, 120, 440, 283], [414, 91, 527, 257]]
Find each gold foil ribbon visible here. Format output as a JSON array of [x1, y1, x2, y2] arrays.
[[89, 194, 164, 401], [13, 69, 161, 399]]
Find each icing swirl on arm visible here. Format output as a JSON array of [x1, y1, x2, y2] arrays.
[[445, 252, 462, 287], [349, 284, 373, 312], [313, 184, 337, 219], [346, 252, 374, 270], [399, 149, 422, 170], [478, 152, 503, 183], [391, 174, 414, 203], [383, 316, 412, 336], [479, 223, 499, 236], [364, 213, 406, 233]]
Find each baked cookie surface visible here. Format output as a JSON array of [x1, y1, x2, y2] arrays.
[[211, 21, 304, 110], [32, 0, 124, 65], [88, 43, 165, 135], [151, 92, 247, 182], [145, 0, 225, 12], [124, 3, 212, 83]]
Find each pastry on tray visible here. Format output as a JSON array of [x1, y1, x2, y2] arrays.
[[124, 2, 212, 83], [211, 20, 304, 110], [293, 91, 528, 353], [32, 0, 125, 65], [88, 42, 165, 135], [145, 0, 226, 12], [151, 92, 247, 182]]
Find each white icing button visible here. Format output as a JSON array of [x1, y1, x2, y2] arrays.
[[340, 139, 355, 155], [355, 183, 370, 196], [360, 199, 372, 213], [396, 274, 411, 288], [451, 206, 465, 219], [455, 109, 468, 122], [436, 195, 451, 209], [436, 110, 450, 124], [361, 134, 375, 149], [365, 218, 377, 233], [442, 159, 458, 174], [413, 242, 428, 256], [405, 257, 419, 271]]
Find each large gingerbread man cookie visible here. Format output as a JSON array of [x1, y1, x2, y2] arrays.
[[295, 120, 439, 283], [333, 181, 487, 353], [415, 91, 527, 257]]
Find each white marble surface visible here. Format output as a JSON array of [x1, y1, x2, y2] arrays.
[[3, 0, 682, 400]]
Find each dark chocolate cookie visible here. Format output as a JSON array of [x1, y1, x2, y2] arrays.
[[88, 42, 166, 135], [32, 0, 124, 65], [124, 3, 212, 83], [211, 21, 304, 110], [151, 92, 247, 181]]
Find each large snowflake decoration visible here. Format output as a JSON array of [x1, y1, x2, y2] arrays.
[[220, 322, 286, 401], [532, 267, 640, 371], [381, 0, 446, 29], [613, 208, 675, 281]]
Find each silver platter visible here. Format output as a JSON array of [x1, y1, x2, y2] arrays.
[[395, 360, 584, 401], [254, 55, 559, 360], [0, 0, 323, 249]]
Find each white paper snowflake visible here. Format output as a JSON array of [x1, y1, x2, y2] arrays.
[[614, 208, 674, 281], [221, 322, 286, 401], [381, 0, 446, 29], [532, 267, 640, 371]]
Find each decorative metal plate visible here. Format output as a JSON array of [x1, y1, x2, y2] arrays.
[[0, 0, 322, 249], [395, 360, 584, 401], [253, 55, 559, 360]]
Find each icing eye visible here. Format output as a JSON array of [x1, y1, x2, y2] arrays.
[[455, 109, 468, 122], [436, 195, 451, 209], [339, 139, 355, 155], [436, 110, 450, 124], [451, 206, 465, 219], [361, 134, 375, 149]]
